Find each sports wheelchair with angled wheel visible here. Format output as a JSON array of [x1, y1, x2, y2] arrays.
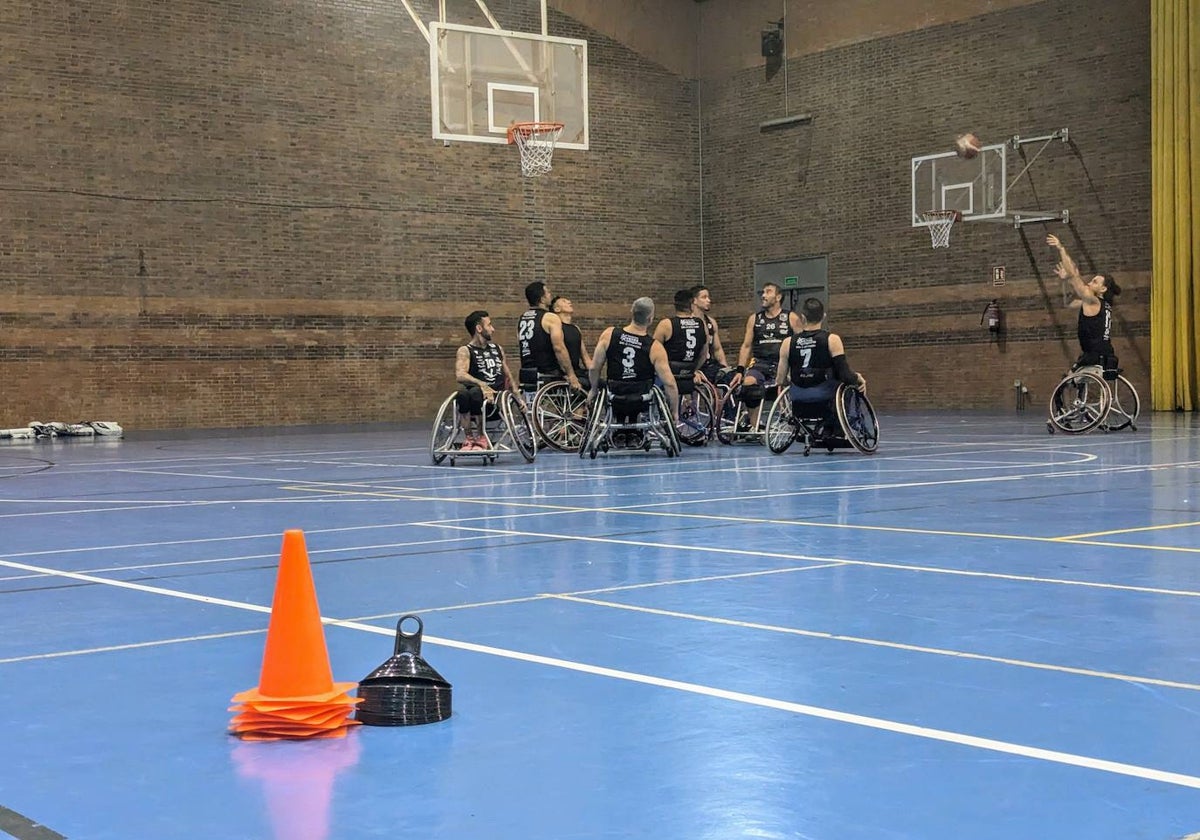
[[1047, 357, 1140, 435], [578, 383, 681, 459], [671, 363, 718, 447], [763, 384, 880, 455], [717, 376, 779, 445], [531, 379, 589, 452], [430, 389, 536, 466]]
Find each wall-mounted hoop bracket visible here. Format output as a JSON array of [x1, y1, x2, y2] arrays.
[[1009, 209, 1069, 228]]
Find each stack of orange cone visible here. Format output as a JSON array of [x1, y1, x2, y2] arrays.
[[229, 530, 361, 740]]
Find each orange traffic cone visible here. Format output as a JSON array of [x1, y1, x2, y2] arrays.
[[230, 530, 361, 740]]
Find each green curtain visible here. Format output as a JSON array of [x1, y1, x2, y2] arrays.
[[1151, 0, 1200, 410]]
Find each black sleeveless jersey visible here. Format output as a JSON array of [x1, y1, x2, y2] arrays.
[[1078, 302, 1114, 356], [518, 308, 556, 374], [752, 309, 793, 368], [664, 316, 707, 366], [467, 342, 505, 388], [788, 329, 835, 388], [605, 328, 656, 383], [562, 322, 586, 374]]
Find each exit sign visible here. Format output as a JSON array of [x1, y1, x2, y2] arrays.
[[782, 276, 799, 288]]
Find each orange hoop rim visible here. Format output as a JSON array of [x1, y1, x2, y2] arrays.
[[506, 121, 565, 144]]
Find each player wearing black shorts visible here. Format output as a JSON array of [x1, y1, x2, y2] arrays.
[[456, 310, 519, 449], [590, 297, 679, 426], [737, 282, 802, 429], [774, 298, 865, 432]]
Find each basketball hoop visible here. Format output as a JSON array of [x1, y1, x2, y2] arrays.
[[506, 122, 565, 177], [922, 210, 961, 249]]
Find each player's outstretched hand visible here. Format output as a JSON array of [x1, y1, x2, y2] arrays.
[[1046, 234, 1063, 250]]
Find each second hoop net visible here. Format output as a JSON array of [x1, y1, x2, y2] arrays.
[[921, 210, 961, 249], [506, 122, 565, 177]]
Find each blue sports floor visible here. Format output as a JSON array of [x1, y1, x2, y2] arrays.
[[2, 413, 1200, 840]]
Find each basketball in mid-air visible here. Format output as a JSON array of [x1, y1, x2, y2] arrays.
[[955, 133, 982, 159]]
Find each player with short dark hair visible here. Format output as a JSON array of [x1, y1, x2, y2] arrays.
[[774, 298, 865, 431], [518, 282, 581, 390], [550, 295, 591, 386], [654, 289, 709, 377], [456, 310, 518, 450], [737, 282, 802, 429], [690, 285, 728, 380], [1047, 234, 1122, 371]]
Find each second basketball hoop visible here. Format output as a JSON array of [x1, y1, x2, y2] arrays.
[[507, 122, 565, 177], [922, 210, 960, 248]]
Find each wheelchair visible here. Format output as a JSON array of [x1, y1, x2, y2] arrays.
[[671, 364, 718, 446], [1046, 358, 1140, 435], [716, 375, 779, 445], [578, 383, 681, 459], [430, 389, 536, 465], [518, 367, 589, 453], [763, 384, 880, 455]]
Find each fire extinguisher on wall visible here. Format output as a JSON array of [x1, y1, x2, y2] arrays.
[[981, 300, 1001, 335]]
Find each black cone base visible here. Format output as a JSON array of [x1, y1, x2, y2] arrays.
[[356, 615, 453, 726]]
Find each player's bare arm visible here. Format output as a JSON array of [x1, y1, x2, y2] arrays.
[[650, 341, 680, 420], [738, 313, 756, 367], [589, 327, 613, 394], [774, 337, 792, 388]]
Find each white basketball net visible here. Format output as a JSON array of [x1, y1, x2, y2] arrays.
[[508, 123, 564, 177], [922, 211, 959, 248]]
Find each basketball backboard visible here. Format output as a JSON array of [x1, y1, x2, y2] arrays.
[[911, 144, 1006, 227], [430, 22, 589, 150]]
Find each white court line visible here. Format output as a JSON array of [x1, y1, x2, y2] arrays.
[[421, 524, 1200, 599], [0, 533, 508, 581], [2, 553, 1198, 791], [0, 629, 264, 664], [553, 594, 1200, 692]]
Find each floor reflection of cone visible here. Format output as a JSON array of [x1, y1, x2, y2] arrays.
[[230, 530, 361, 740], [233, 736, 361, 840]]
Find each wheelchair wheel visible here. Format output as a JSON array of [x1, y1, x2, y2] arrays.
[[579, 390, 609, 459], [836, 386, 879, 454], [676, 384, 716, 446], [653, 388, 682, 456], [429, 394, 458, 465], [1048, 371, 1110, 434], [764, 395, 796, 454], [532, 381, 588, 452], [500, 392, 537, 463], [1101, 375, 1140, 432], [716, 392, 739, 444]]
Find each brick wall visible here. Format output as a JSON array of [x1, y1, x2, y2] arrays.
[[0, 0, 699, 428], [698, 0, 1150, 411], [0, 0, 1151, 427]]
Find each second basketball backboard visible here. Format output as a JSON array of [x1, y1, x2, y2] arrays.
[[911, 144, 1006, 227], [430, 22, 589, 150]]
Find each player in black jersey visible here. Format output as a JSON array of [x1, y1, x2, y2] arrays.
[[1047, 234, 1122, 371], [689, 284, 728, 382], [590, 297, 680, 424], [774, 298, 865, 431], [456, 310, 519, 450], [517, 282, 582, 390], [550, 295, 592, 388], [653, 289, 710, 387], [737, 282, 803, 429]]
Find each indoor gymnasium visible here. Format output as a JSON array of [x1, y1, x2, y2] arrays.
[[1, 1, 1198, 838]]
